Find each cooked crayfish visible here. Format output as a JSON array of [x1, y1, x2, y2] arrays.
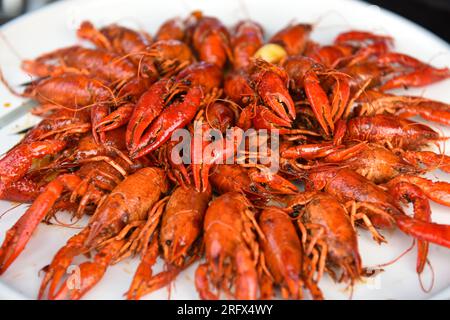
[[38, 167, 168, 299], [195, 192, 261, 299]]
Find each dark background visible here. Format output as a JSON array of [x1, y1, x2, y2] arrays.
[[363, 0, 450, 42], [0, 0, 449, 42]]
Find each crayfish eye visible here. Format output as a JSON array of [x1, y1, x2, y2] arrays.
[[165, 239, 172, 246]]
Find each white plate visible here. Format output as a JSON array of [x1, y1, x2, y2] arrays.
[[0, 0, 449, 300]]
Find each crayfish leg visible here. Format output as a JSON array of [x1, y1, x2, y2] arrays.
[[394, 215, 450, 249], [331, 77, 350, 122], [322, 142, 367, 163], [401, 151, 450, 174], [247, 167, 298, 194], [385, 179, 450, 251], [96, 104, 134, 132], [390, 182, 432, 274], [258, 272, 274, 299], [77, 21, 112, 50], [334, 30, 393, 47], [386, 175, 450, 207], [234, 245, 259, 300], [91, 105, 110, 144], [192, 163, 210, 193], [0, 174, 81, 274], [281, 143, 342, 160], [380, 67, 450, 91], [195, 263, 219, 300], [303, 277, 324, 300]]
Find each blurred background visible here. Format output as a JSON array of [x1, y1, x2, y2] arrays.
[[0, 0, 449, 42]]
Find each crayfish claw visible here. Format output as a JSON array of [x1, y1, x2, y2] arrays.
[[50, 238, 125, 300]]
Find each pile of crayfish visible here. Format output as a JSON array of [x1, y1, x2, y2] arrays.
[[0, 11, 450, 300]]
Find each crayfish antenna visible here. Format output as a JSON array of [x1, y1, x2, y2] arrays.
[[0, 67, 27, 97]]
